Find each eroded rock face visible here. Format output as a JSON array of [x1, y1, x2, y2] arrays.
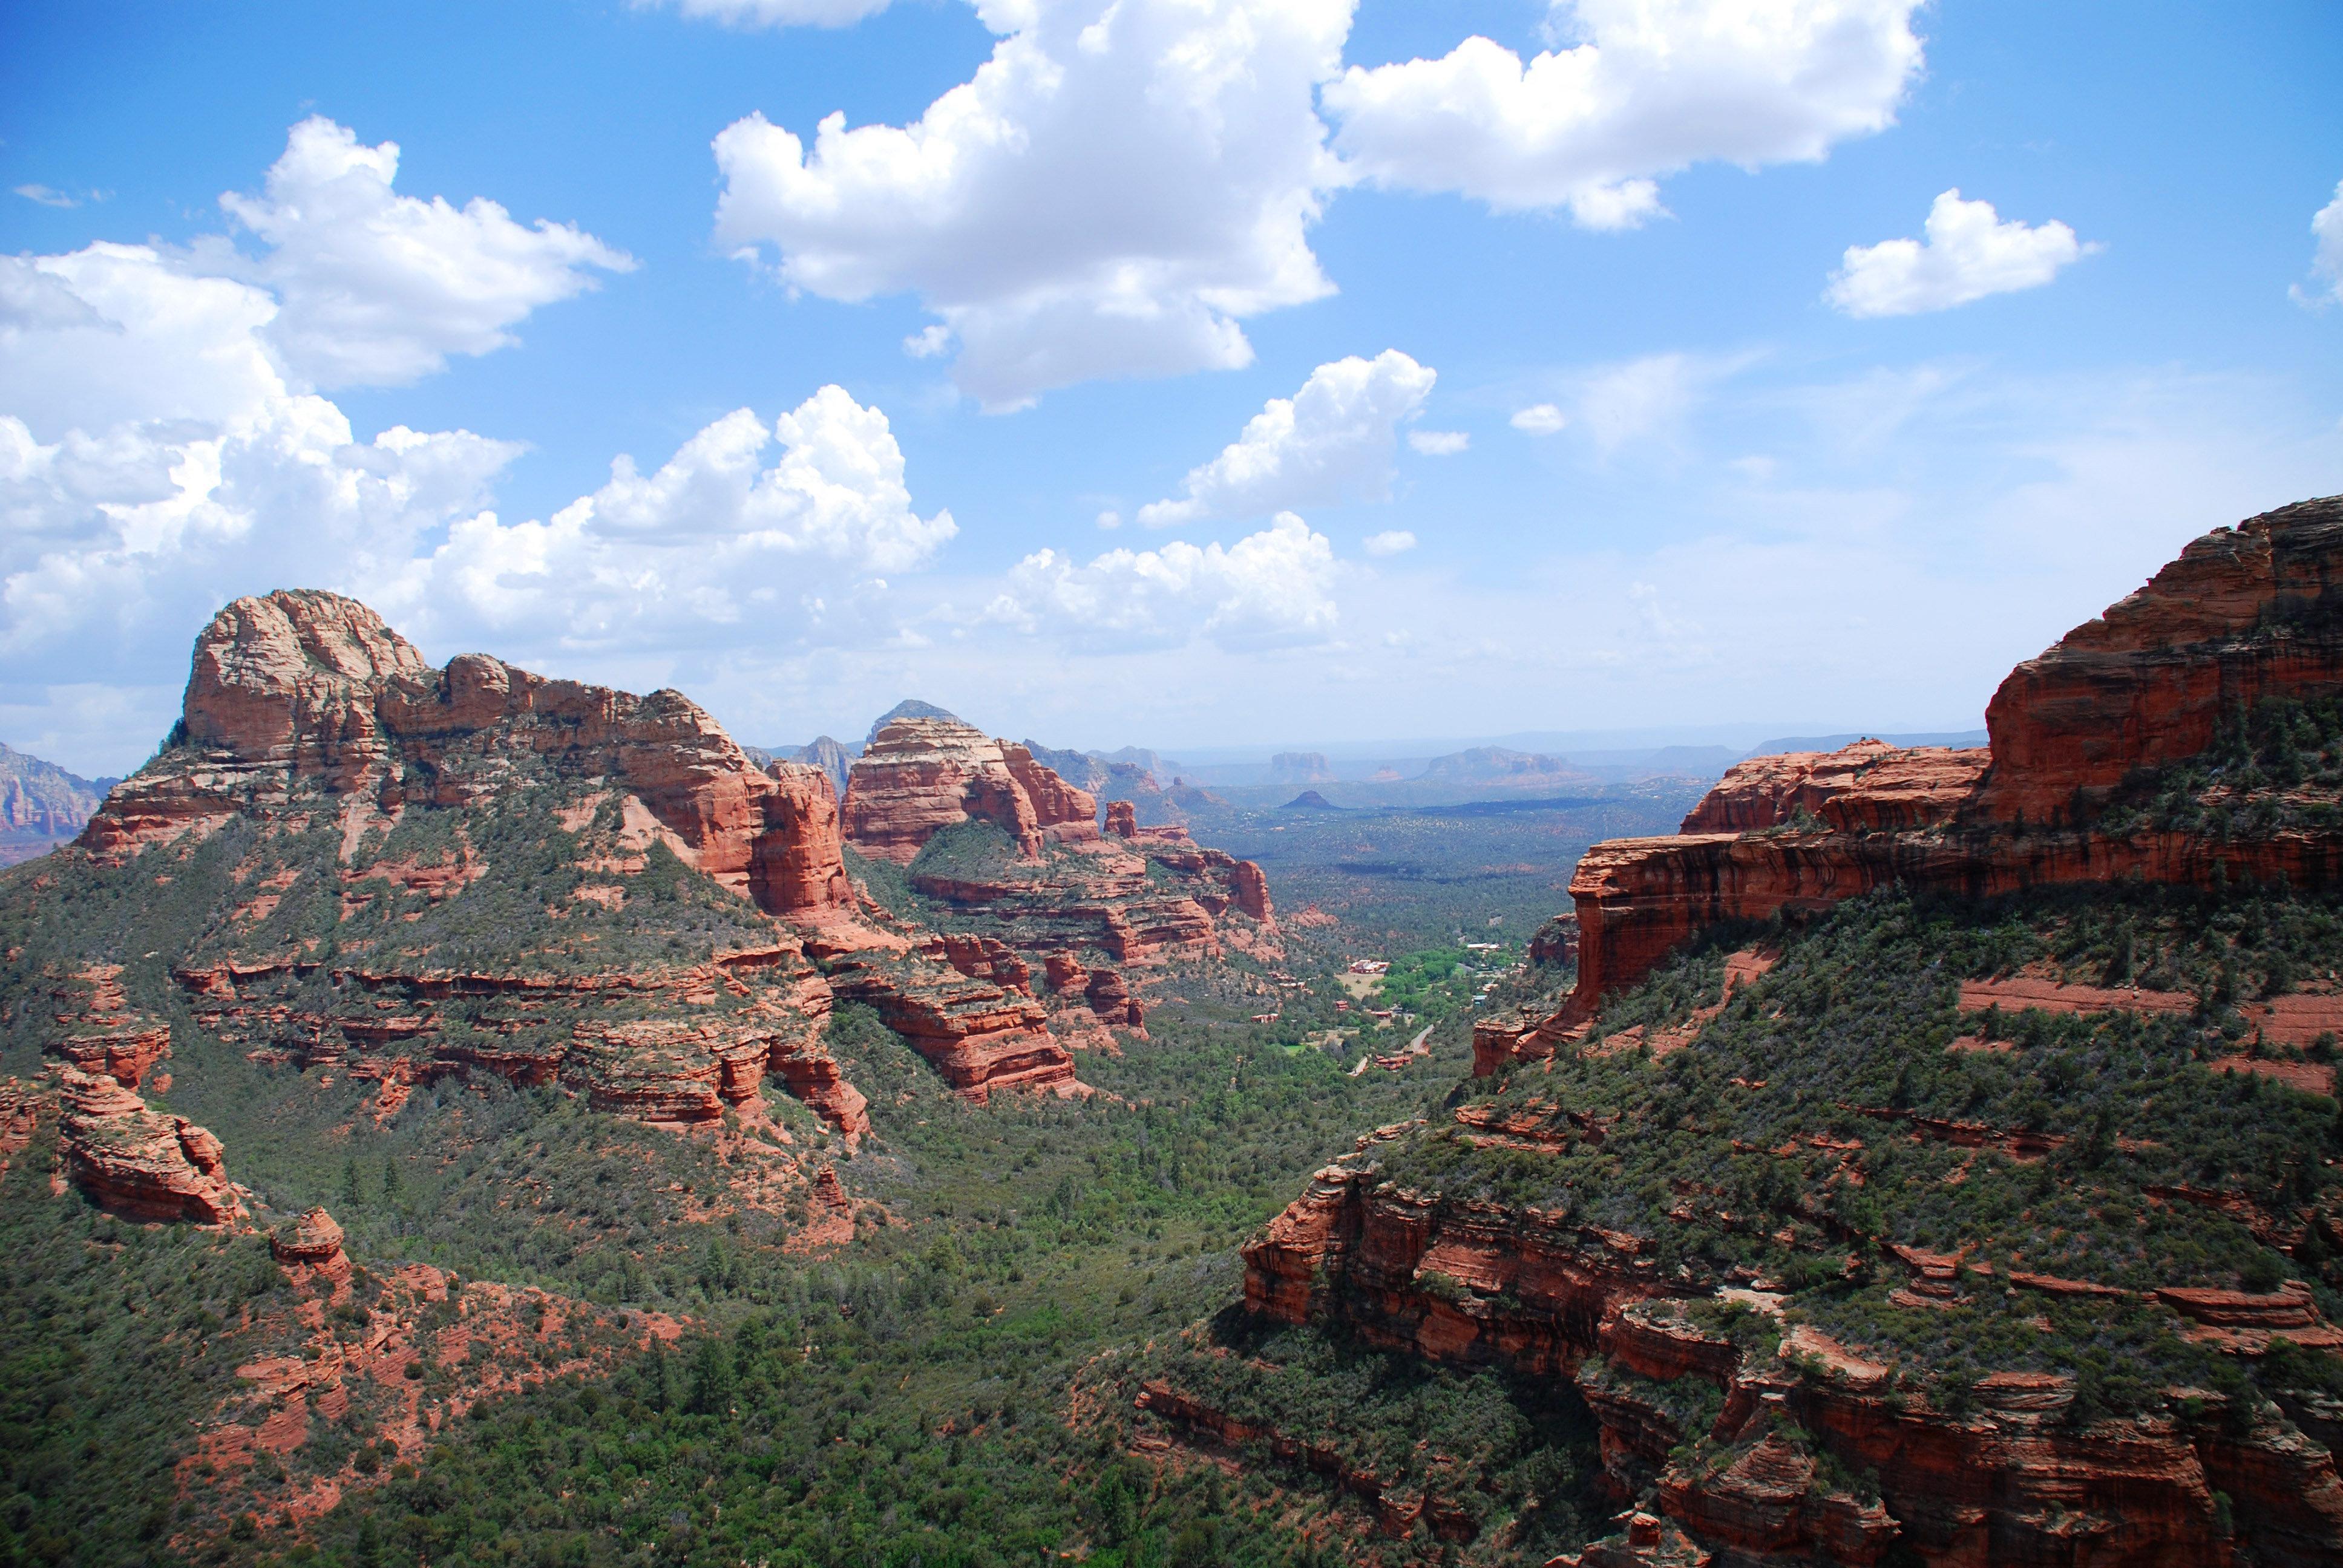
[[270, 1207, 352, 1284], [44, 964, 171, 1089], [810, 932, 1076, 1102], [81, 590, 851, 921], [842, 717, 1099, 863], [1244, 1157, 2343, 1567], [1984, 495, 2343, 827], [176, 942, 869, 1135], [57, 1066, 243, 1224], [1498, 496, 2343, 1051]]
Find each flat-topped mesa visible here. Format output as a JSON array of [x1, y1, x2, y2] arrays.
[[1679, 740, 1988, 835], [841, 716, 1098, 863], [79, 590, 852, 921], [1492, 496, 2343, 1065]]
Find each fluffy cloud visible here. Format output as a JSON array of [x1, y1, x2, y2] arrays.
[[201, 117, 633, 387], [384, 388, 956, 649], [712, 0, 1349, 409], [1363, 529, 1416, 555], [989, 512, 1337, 652], [643, 0, 893, 26], [0, 126, 951, 772], [2294, 179, 2343, 309], [1512, 403, 1567, 434], [1407, 430, 1468, 456], [1827, 189, 2093, 318], [1136, 350, 1435, 527], [1323, 0, 1924, 224]]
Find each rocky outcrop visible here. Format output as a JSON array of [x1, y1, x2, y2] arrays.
[[1084, 966, 1143, 1029], [1495, 497, 2343, 1056], [44, 964, 172, 1089], [1679, 740, 1987, 835], [57, 1066, 243, 1224], [807, 932, 1076, 1101], [1984, 497, 2343, 827], [269, 1207, 352, 1284], [842, 716, 1099, 863], [176, 942, 871, 1134], [79, 590, 852, 921], [1243, 1153, 2343, 1567], [1242, 1160, 1677, 1377]]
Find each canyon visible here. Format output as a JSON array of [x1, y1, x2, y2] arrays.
[[1202, 496, 2343, 1567], [25, 587, 1278, 1229]]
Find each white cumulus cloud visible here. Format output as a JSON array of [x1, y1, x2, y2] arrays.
[[1363, 529, 1416, 555], [1137, 350, 1435, 527], [1323, 0, 1925, 224], [0, 126, 950, 770], [1827, 189, 2094, 318], [712, 0, 1349, 410], [1407, 430, 1468, 456], [1512, 403, 1567, 434], [2293, 178, 2343, 309], [989, 512, 1338, 652], [394, 387, 957, 647], [199, 116, 634, 387], [641, 0, 893, 27]]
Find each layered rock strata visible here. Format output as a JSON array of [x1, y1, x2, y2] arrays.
[[175, 943, 871, 1135], [80, 590, 853, 921], [57, 1065, 243, 1224], [1242, 1150, 2343, 1567], [843, 716, 1099, 863], [269, 1206, 352, 1284], [1484, 497, 2343, 1068]]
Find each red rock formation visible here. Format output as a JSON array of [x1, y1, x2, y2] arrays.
[[172, 942, 871, 1135], [1984, 496, 2343, 827], [807, 932, 1076, 1102], [57, 1066, 243, 1224], [936, 933, 1035, 993], [1679, 740, 1987, 834], [1243, 1153, 2343, 1567], [1105, 800, 1137, 839], [270, 1207, 352, 1284], [0, 1077, 39, 1166], [1493, 496, 2343, 1060], [1044, 950, 1086, 993], [839, 720, 1107, 864], [1084, 966, 1143, 1029], [79, 590, 851, 921], [1240, 1157, 1670, 1376], [44, 964, 172, 1088]]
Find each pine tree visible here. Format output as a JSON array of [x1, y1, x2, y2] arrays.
[[340, 1156, 364, 1209]]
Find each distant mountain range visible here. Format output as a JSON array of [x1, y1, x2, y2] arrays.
[[0, 742, 116, 866]]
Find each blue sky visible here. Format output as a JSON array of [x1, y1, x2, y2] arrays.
[[3, 0, 2339, 776]]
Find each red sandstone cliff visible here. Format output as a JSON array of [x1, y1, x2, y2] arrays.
[[82, 591, 854, 921], [842, 716, 1099, 863], [1242, 1144, 2343, 1568], [1483, 495, 2343, 1066]]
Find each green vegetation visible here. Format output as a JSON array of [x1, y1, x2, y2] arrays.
[[1369, 883, 2343, 1409], [1192, 791, 1697, 946]]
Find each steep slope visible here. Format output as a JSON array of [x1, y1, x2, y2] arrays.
[[1205, 496, 2343, 1568], [1482, 495, 2343, 1069]]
